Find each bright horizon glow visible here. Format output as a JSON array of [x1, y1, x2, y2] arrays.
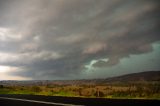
[[0, 66, 10, 73], [0, 74, 32, 80], [0, 65, 32, 80]]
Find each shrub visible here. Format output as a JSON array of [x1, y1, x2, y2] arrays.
[[0, 85, 4, 88], [94, 88, 105, 97], [31, 86, 41, 92]]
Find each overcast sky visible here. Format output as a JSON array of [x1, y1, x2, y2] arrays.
[[0, 0, 160, 80]]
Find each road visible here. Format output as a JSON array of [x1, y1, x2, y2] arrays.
[[0, 94, 159, 106]]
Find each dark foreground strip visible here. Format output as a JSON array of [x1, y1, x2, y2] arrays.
[[0, 94, 159, 106], [0, 97, 84, 106]]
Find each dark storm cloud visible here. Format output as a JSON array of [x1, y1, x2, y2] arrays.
[[0, 0, 160, 79]]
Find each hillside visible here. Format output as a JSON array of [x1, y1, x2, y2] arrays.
[[105, 71, 160, 82], [0, 71, 160, 86]]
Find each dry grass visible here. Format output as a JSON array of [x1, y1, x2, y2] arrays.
[[0, 82, 160, 99]]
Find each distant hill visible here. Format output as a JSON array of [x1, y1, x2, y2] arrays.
[[105, 71, 160, 82], [0, 71, 160, 86]]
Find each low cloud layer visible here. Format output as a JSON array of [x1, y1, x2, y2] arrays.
[[0, 0, 160, 79]]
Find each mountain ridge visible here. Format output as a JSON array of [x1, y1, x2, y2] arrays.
[[104, 71, 160, 82], [0, 71, 160, 86]]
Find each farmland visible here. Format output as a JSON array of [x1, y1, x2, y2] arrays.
[[0, 71, 160, 99]]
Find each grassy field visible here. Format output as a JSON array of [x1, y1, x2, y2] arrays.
[[0, 82, 160, 99]]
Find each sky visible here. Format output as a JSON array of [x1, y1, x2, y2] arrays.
[[0, 0, 160, 80]]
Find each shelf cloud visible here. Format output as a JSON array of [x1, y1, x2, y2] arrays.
[[0, 0, 160, 80]]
